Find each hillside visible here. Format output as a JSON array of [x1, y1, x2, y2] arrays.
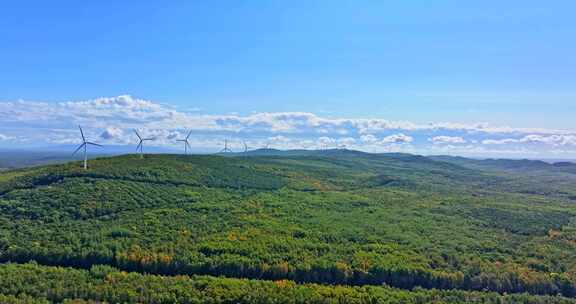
[[1, 152, 576, 303]]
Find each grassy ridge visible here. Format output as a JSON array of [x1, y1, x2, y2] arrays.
[[0, 152, 575, 299]]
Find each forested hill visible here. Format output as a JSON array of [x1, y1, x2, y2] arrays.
[[1, 151, 576, 303]]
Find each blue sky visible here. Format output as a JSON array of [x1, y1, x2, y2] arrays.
[[1, 1, 575, 157]]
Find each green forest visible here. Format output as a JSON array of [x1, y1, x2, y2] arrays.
[[1, 150, 576, 303]]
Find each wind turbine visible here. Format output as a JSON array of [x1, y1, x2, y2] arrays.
[[220, 139, 233, 153], [72, 126, 102, 170], [134, 129, 154, 158], [177, 130, 192, 155], [243, 140, 250, 153]]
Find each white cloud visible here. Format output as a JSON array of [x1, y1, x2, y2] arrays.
[[1, 95, 576, 157], [522, 134, 576, 146], [357, 133, 412, 149], [337, 137, 356, 146], [0, 134, 15, 141], [100, 127, 124, 141], [381, 133, 413, 144], [3, 95, 574, 137], [268, 135, 290, 143], [482, 135, 576, 146], [430, 136, 466, 145], [482, 139, 517, 145], [317, 136, 336, 147], [360, 134, 378, 143]]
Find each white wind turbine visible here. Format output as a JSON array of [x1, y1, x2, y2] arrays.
[[134, 129, 154, 159], [220, 139, 233, 153], [72, 126, 102, 170], [177, 130, 193, 155]]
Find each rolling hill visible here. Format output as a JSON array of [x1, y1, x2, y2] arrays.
[[0, 150, 576, 303]]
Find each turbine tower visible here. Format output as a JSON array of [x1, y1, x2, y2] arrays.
[[243, 140, 250, 153], [220, 139, 233, 153], [134, 129, 154, 159], [72, 126, 102, 170], [177, 130, 192, 155]]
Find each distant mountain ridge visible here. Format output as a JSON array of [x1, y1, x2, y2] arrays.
[[430, 154, 576, 174]]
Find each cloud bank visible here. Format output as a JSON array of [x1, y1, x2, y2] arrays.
[[1, 95, 575, 158]]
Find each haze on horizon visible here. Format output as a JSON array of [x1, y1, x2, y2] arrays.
[[1, 1, 575, 159]]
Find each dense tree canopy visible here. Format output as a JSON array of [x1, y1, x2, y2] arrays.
[[1, 262, 576, 304], [0, 151, 575, 302]]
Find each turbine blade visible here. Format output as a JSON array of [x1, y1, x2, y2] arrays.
[[78, 125, 85, 142], [134, 129, 142, 140], [72, 143, 85, 156], [86, 142, 103, 147], [143, 138, 155, 141], [136, 141, 142, 152], [186, 130, 192, 140], [186, 141, 192, 150], [176, 139, 185, 142]]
